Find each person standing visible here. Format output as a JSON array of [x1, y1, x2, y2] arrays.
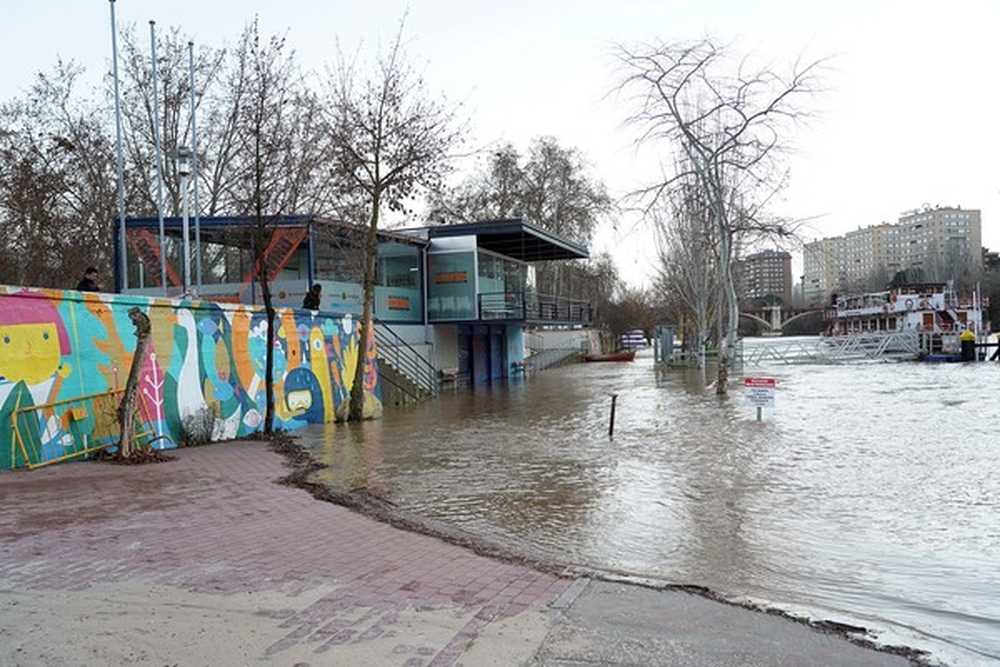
[[302, 283, 322, 310], [76, 267, 102, 292]]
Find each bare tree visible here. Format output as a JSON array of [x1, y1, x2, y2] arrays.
[[428, 143, 525, 224], [653, 174, 718, 368], [118, 307, 152, 458], [116, 22, 332, 219], [430, 137, 610, 242], [226, 18, 313, 436], [323, 20, 465, 421], [0, 61, 117, 287], [616, 37, 823, 393], [428, 136, 614, 299], [117, 26, 212, 218]]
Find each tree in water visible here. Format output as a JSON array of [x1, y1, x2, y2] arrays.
[[615, 38, 824, 393], [323, 18, 465, 421], [652, 171, 719, 370]]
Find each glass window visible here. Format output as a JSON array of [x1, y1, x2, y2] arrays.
[[427, 251, 476, 320]]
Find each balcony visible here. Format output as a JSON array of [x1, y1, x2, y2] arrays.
[[478, 291, 592, 325]]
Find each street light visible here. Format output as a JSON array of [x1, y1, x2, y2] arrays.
[[174, 145, 192, 295]]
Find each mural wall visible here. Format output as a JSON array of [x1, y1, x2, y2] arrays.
[[0, 286, 381, 470]]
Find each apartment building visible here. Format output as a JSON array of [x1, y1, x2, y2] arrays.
[[801, 205, 982, 306], [739, 249, 793, 304]]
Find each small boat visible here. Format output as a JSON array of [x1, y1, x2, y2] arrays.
[[584, 349, 636, 362]]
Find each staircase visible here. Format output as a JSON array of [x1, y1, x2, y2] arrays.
[[524, 330, 586, 370], [373, 321, 439, 403], [524, 347, 583, 371]]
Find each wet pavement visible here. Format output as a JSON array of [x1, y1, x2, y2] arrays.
[[0, 441, 921, 665]]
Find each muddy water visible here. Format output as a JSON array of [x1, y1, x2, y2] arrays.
[[297, 343, 1000, 666]]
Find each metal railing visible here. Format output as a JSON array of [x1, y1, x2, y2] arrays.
[[373, 320, 439, 397], [742, 332, 923, 366], [10, 388, 172, 470], [478, 291, 592, 324]]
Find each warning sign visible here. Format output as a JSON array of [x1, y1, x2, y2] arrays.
[[743, 376, 776, 408]]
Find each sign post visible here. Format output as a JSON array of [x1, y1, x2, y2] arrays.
[[743, 377, 776, 421]]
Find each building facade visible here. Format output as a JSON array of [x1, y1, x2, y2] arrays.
[[739, 249, 793, 304], [802, 205, 982, 306], [117, 216, 592, 387]]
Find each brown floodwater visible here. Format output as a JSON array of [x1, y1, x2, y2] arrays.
[[296, 341, 1000, 666]]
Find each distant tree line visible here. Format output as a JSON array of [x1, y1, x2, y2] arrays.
[[0, 20, 444, 289]]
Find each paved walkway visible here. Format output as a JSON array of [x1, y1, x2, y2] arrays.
[[0, 442, 919, 666]]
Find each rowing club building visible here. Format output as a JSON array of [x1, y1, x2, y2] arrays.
[[0, 216, 590, 469]]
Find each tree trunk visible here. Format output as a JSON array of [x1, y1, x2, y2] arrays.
[[118, 307, 151, 458], [350, 201, 380, 421], [715, 234, 740, 396], [260, 261, 276, 437], [712, 193, 735, 395]]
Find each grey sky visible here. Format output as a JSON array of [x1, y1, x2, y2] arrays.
[[3, 0, 997, 286]]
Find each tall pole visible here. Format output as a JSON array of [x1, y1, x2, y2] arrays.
[[181, 168, 191, 294], [150, 20, 168, 294], [109, 0, 127, 292], [188, 41, 202, 292]]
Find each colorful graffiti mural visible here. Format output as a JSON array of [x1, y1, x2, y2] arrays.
[[0, 286, 381, 470]]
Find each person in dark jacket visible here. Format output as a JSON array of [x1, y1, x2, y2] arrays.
[[76, 267, 102, 292], [302, 283, 322, 310]]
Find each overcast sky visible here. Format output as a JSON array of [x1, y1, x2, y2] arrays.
[[2, 0, 997, 286]]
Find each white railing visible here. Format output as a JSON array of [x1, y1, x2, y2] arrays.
[[743, 332, 922, 365]]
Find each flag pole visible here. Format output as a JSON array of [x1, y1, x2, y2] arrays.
[[109, 0, 127, 292], [188, 41, 202, 292], [151, 20, 168, 294]]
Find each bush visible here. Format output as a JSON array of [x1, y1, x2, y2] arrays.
[[180, 407, 216, 446]]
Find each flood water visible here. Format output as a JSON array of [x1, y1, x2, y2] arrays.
[[297, 339, 1000, 666]]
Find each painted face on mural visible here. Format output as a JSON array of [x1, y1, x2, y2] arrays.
[[0, 321, 67, 385]]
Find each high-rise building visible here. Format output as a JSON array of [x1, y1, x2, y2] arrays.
[[802, 237, 843, 306], [740, 249, 792, 304], [897, 205, 982, 275], [801, 205, 981, 305]]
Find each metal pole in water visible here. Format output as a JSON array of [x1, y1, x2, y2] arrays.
[[609, 393, 618, 437]]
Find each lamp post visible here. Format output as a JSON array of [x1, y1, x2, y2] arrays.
[[174, 145, 193, 295]]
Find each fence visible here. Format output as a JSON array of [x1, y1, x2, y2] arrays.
[[9, 389, 172, 470]]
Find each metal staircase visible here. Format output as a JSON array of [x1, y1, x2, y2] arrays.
[[373, 321, 439, 399]]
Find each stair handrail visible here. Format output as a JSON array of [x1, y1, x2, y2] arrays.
[[373, 319, 439, 396]]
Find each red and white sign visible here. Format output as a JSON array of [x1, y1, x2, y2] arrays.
[[744, 376, 776, 407]]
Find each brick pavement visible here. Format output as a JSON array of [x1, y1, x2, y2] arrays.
[[0, 442, 574, 665]]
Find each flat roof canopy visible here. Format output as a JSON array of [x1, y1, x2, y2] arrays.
[[124, 216, 586, 261], [426, 219, 589, 262], [124, 215, 429, 249]]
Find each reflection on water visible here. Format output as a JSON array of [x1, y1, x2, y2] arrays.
[[298, 342, 1000, 666]]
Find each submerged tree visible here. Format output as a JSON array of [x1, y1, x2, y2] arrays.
[[653, 172, 718, 369], [323, 20, 465, 421], [616, 37, 823, 393]]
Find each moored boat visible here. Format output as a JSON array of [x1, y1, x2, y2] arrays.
[[826, 282, 989, 359]]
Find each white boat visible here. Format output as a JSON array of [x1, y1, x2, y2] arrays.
[[826, 282, 989, 359]]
